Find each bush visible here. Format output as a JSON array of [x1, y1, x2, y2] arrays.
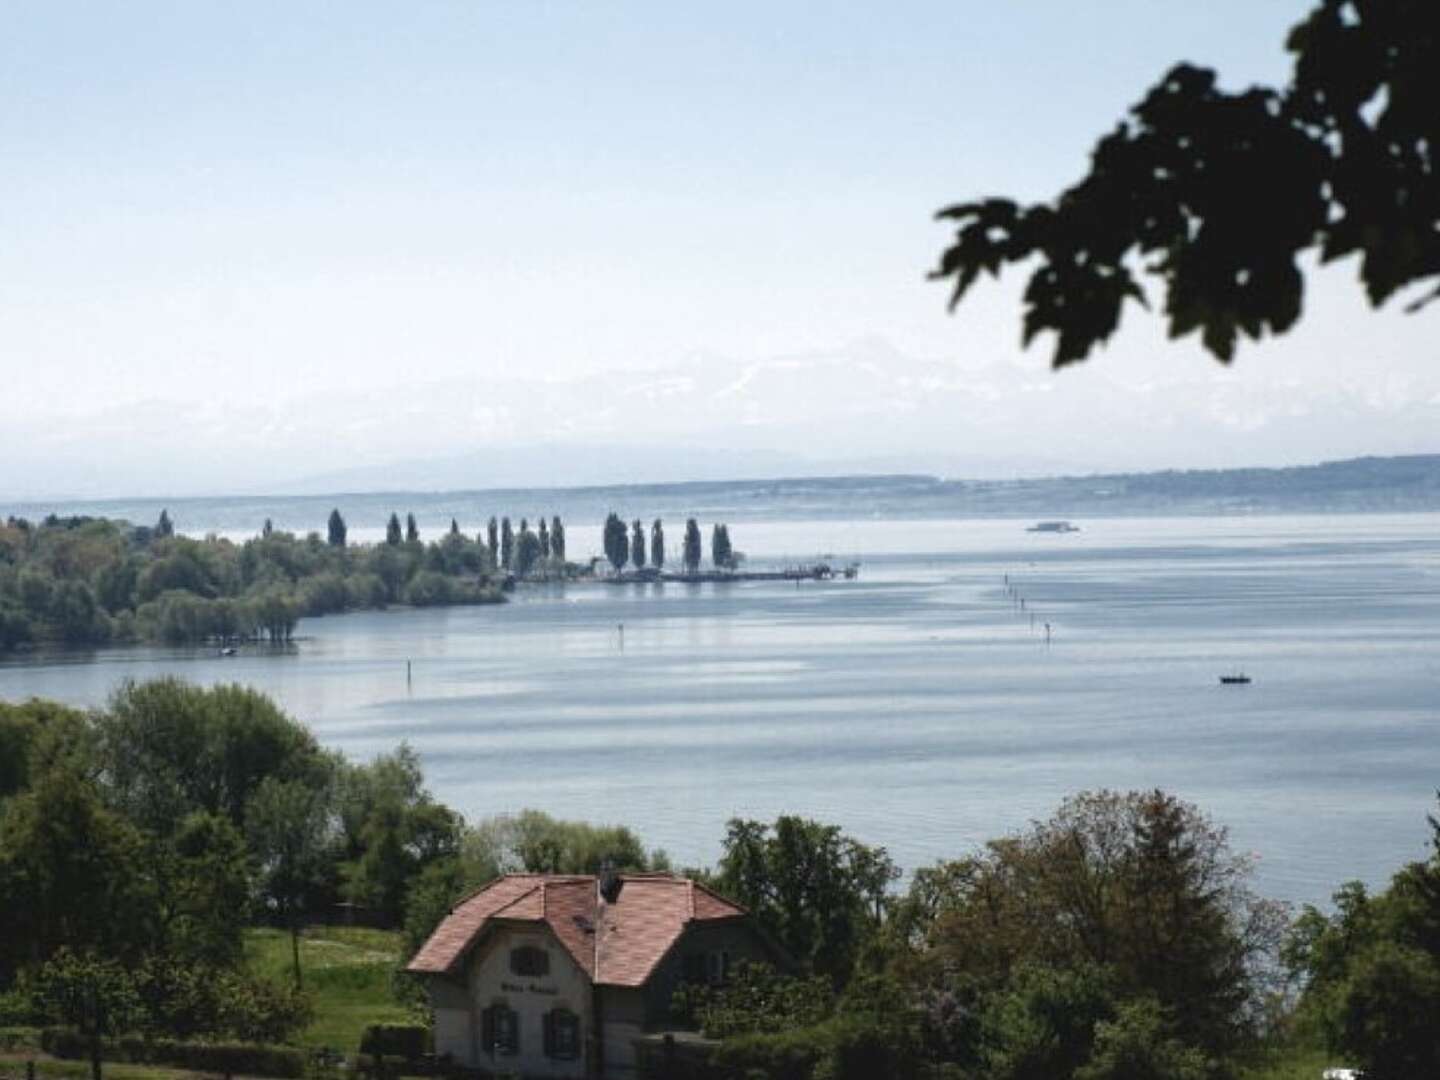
[[0, 1026, 43, 1053], [41, 1026, 307, 1078], [710, 1024, 829, 1080], [402, 572, 453, 607], [0, 990, 38, 1026], [138, 1038, 308, 1078], [358, 1023, 428, 1060], [39, 1027, 88, 1059]]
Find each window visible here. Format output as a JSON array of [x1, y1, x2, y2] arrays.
[[681, 953, 707, 984], [706, 949, 731, 986], [481, 1003, 519, 1056], [544, 1008, 581, 1060], [510, 945, 550, 977], [682, 948, 732, 985]]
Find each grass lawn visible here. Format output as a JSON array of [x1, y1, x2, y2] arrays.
[[1240, 1045, 1340, 1080], [245, 926, 415, 1055]]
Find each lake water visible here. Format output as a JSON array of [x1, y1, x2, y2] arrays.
[[3, 512, 1438, 911]]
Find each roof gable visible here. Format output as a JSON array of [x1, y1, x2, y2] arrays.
[[406, 873, 747, 986]]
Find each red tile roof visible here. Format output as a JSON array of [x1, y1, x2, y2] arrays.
[[407, 873, 747, 987]]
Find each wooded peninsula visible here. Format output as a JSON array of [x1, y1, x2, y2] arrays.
[[0, 508, 748, 652]]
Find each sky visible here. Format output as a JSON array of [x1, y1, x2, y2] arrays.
[[1, 1, 1436, 498]]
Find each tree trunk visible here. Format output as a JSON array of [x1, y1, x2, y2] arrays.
[[291, 918, 303, 989], [90, 1032, 102, 1080]]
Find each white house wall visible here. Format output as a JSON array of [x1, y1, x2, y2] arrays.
[[427, 977, 472, 1065], [438, 925, 593, 1077]]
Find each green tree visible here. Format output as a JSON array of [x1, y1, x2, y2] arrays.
[[712, 524, 733, 570], [262, 517, 273, 537], [683, 518, 702, 573], [385, 513, 403, 546], [97, 677, 326, 838], [449, 517, 460, 537], [327, 509, 347, 548], [1074, 998, 1212, 1080], [28, 950, 141, 1080], [487, 516, 499, 564], [603, 513, 629, 573], [673, 960, 835, 1038], [716, 815, 899, 984], [155, 812, 253, 968], [913, 790, 1284, 1059], [538, 517, 550, 559], [932, 0, 1440, 366], [1284, 801, 1440, 1079], [154, 509, 174, 539], [0, 767, 158, 980], [500, 517, 514, 570], [514, 527, 541, 577], [550, 515, 565, 562], [405, 513, 419, 544], [651, 518, 665, 569], [631, 519, 646, 569], [246, 775, 338, 988]]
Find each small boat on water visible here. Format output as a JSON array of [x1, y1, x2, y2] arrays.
[[1027, 520, 1079, 533], [1219, 673, 1252, 685], [219, 646, 237, 657]]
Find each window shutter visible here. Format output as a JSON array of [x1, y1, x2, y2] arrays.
[[481, 1007, 495, 1056], [502, 1007, 519, 1054], [543, 1010, 555, 1058]]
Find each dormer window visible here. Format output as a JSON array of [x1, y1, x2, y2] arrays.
[[510, 945, 550, 977]]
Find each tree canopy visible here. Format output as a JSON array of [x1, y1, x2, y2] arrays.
[[932, 0, 1439, 366]]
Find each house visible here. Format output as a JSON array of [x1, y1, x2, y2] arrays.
[[406, 869, 784, 1078]]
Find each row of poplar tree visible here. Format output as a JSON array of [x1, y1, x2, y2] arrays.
[[319, 510, 568, 578], [602, 514, 734, 573]]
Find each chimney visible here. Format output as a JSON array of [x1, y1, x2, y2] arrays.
[[598, 859, 622, 903]]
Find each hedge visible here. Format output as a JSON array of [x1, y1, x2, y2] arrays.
[[40, 1027, 307, 1078], [0, 1028, 42, 1054], [358, 1023, 428, 1060], [693, 1017, 920, 1080]]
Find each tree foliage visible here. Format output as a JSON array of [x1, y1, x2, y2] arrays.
[[903, 790, 1285, 1061], [933, 0, 1440, 366], [712, 523, 734, 569], [1284, 799, 1440, 1079], [716, 815, 899, 983], [0, 513, 502, 651], [631, 518, 647, 569], [603, 512, 630, 573], [683, 518, 702, 573]]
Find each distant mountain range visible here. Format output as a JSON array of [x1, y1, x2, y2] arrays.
[[5, 338, 1439, 501], [7, 455, 1439, 531]]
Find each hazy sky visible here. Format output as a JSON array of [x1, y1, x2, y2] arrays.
[[2, 2, 1436, 497]]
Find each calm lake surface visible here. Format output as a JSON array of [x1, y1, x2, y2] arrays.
[[4, 513, 1438, 911]]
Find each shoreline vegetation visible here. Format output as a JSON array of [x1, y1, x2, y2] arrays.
[[0, 508, 757, 654], [2, 678, 1432, 1077]]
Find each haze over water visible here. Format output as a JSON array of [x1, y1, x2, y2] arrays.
[[3, 509, 1437, 912]]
